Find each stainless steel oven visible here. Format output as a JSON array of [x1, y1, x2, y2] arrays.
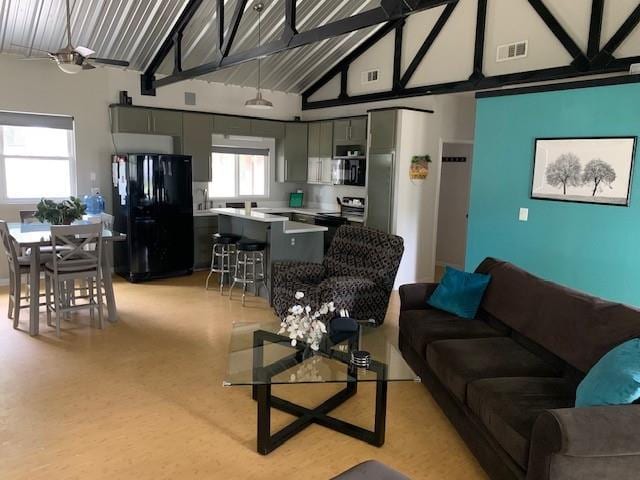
[[331, 157, 366, 186]]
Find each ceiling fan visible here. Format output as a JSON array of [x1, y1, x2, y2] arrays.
[[12, 0, 129, 74]]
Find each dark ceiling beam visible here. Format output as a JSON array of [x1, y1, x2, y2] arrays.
[[591, 3, 640, 68], [173, 32, 183, 74], [283, 0, 297, 41], [469, 0, 487, 80], [302, 21, 401, 100], [149, 0, 458, 91], [527, 0, 589, 70], [216, 0, 224, 54], [140, 0, 205, 95], [587, 0, 604, 59], [400, 1, 458, 88], [302, 59, 638, 110], [392, 19, 405, 91], [222, 0, 248, 57]]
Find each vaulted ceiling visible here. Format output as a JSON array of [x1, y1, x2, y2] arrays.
[[2, 0, 640, 103]]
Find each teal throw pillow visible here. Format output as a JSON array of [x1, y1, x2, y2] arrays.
[[575, 339, 640, 407], [427, 267, 491, 319]]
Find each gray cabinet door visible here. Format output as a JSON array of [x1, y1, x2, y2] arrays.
[[111, 106, 151, 134], [349, 117, 367, 144], [193, 215, 218, 269], [319, 121, 333, 157], [251, 119, 285, 138], [151, 109, 183, 136], [213, 115, 251, 135], [307, 122, 320, 158], [369, 110, 397, 154], [333, 119, 350, 143], [285, 123, 308, 182], [183, 112, 213, 182]]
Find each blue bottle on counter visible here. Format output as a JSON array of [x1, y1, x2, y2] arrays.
[[83, 192, 105, 215]]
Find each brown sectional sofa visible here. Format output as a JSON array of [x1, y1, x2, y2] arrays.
[[398, 258, 640, 480]]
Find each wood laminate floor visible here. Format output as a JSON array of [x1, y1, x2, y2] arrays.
[[0, 272, 487, 480]]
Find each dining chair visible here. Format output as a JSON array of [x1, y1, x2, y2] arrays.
[[0, 221, 48, 328], [44, 223, 103, 337]]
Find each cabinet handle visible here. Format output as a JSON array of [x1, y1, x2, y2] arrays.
[[348, 125, 352, 140]]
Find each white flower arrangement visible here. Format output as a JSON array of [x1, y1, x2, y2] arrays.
[[278, 291, 336, 351]]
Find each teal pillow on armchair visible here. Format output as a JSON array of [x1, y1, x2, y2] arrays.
[[575, 339, 640, 407], [427, 267, 491, 319]]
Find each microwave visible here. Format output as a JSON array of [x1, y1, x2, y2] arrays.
[[331, 157, 366, 186]]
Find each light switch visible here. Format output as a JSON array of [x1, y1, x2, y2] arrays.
[[519, 208, 529, 222]]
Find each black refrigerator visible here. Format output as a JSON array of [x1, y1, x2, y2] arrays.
[[112, 154, 194, 282]]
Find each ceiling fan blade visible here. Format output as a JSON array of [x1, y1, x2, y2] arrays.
[[18, 56, 52, 61], [90, 57, 129, 67], [75, 46, 95, 57], [10, 43, 53, 54], [82, 62, 96, 70]]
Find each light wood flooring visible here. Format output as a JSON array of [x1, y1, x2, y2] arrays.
[[0, 272, 487, 480]]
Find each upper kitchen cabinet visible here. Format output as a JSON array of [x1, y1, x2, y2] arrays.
[[110, 106, 182, 137], [307, 121, 333, 185], [110, 106, 151, 134], [251, 119, 285, 138], [332, 116, 367, 150], [183, 112, 214, 182], [151, 109, 183, 137], [368, 109, 397, 154], [212, 115, 251, 136], [276, 122, 308, 183]]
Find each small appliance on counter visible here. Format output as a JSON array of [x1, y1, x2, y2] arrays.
[[289, 191, 304, 208], [337, 196, 365, 221]]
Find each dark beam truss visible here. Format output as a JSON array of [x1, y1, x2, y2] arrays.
[[141, 0, 457, 95], [302, 0, 640, 110]]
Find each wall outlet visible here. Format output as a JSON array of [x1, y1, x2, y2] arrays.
[[519, 208, 529, 222], [291, 237, 296, 246]]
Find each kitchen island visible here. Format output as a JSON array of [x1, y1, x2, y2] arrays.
[[212, 208, 328, 300]]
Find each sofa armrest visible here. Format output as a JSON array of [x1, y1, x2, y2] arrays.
[[398, 283, 438, 311], [272, 261, 326, 286], [527, 405, 640, 480]]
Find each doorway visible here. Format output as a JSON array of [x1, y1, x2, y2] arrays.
[[435, 141, 474, 277]]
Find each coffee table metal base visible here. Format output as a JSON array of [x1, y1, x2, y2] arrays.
[[252, 330, 388, 455]]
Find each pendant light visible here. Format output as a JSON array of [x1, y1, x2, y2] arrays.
[[245, 3, 274, 109]]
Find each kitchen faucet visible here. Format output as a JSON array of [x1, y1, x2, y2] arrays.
[[196, 187, 208, 210]]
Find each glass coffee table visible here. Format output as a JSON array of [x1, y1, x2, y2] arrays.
[[224, 320, 420, 455]]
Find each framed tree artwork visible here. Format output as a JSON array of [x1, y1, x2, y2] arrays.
[[531, 137, 637, 206]]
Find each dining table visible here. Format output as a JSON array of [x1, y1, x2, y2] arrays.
[[8, 222, 127, 336]]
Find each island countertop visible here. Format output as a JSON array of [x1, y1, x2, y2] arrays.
[[212, 208, 328, 234]]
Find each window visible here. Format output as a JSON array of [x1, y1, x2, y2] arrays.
[[209, 146, 269, 198], [0, 112, 75, 202]]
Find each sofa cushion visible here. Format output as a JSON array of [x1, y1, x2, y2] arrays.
[[426, 337, 560, 403], [475, 258, 640, 373], [467, 377, 575, 469], [399, 309, 506, 357]]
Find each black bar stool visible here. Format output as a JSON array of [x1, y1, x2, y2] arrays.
[[206, 233, 241, 294], [229, 238, 267, 306]]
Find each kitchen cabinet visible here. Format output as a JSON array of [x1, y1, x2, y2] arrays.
[[277, 122, 308, 183], [193, 215, 218, 270], [183, 112, 214, 182], [332, 116, 367, 150], [251, 119, 285, 138], [110, 106, 183, 137], [307, 121, 333, 185], [151, 109, 183, 136], [213, 115, 251, 136], [369, 109, 397, 154]]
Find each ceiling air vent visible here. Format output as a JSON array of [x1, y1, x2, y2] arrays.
[[496, 41, 528, 62], [361, 69, 380, 85]]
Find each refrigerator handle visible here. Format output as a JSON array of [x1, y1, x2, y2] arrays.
[[388, 153, 395, 233]]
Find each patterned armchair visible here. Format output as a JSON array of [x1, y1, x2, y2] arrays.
[[272, 225, 404, 325]]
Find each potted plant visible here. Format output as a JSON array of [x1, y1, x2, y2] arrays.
[[35, 197, 87, 225]]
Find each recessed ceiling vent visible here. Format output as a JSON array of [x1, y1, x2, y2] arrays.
[[361, 69, 380, 84], [496, 41, 528, 62]]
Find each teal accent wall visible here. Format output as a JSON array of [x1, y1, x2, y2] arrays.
[[466, 82, 640, 307]]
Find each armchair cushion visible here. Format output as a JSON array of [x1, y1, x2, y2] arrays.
[[399, 283, 439, 311], [272, 261, 326, 285], [319, 276, 386, 322]]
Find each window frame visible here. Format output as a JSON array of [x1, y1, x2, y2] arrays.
[[208, 139, 271, 200], [0, 123, 77, 204]]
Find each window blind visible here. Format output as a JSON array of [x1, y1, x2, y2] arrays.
[[0, 111, 74, 130], [213, 146, 269, 156]]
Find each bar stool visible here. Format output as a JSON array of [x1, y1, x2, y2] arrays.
[[229, 239, 267, 306], [206, 233, 241, 294]]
